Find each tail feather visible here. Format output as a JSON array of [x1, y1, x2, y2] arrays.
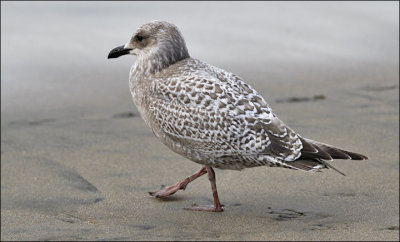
[[289, 159, 324, 171], [320, 159, 346, 176], [289, 158, 346, 176]]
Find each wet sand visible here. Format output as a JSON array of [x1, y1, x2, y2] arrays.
[[1, 2, 399, 241]]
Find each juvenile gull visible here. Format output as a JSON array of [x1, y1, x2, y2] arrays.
[[108, 21, 368, 212]]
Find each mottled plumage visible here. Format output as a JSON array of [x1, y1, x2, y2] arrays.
[[108, 21, 367, 212]]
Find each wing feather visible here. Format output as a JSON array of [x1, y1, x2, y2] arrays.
[[145, 61, 305, 164]]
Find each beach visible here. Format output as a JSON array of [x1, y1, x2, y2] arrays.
[[1, 2, 399, 240]]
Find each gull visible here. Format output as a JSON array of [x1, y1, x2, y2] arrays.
[[108, 21, 367, 212]]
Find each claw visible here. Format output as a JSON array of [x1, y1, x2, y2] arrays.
[[148, 191, 159, 197]]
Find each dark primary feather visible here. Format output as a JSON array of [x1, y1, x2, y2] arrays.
[[297, 137, 368, 161], [299, 136, 319, 153], [303, 138, 368, 160], [299, 137, 334, 161], [288, 137, 368, 176]]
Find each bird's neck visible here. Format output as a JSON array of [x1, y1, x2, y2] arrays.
[[132, 44, 189, 78]]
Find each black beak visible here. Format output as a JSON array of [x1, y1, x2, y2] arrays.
[[108, 45, 132, 59]]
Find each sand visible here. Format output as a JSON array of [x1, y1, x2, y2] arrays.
[[1, 2, 399, 241]]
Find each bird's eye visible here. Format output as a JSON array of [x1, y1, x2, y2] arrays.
[[136, 35, 144, 42]]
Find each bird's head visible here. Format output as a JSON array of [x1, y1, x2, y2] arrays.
[[108, 21, 189, 68]]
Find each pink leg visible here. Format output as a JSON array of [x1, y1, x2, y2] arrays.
[[149, 166, 207, 198], [149, 166, 224, 212], [184, 166, 224, 212]]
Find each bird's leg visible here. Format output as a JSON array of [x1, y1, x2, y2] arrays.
[[184, 166, 224, 212], [149, 166, 207, 198]]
